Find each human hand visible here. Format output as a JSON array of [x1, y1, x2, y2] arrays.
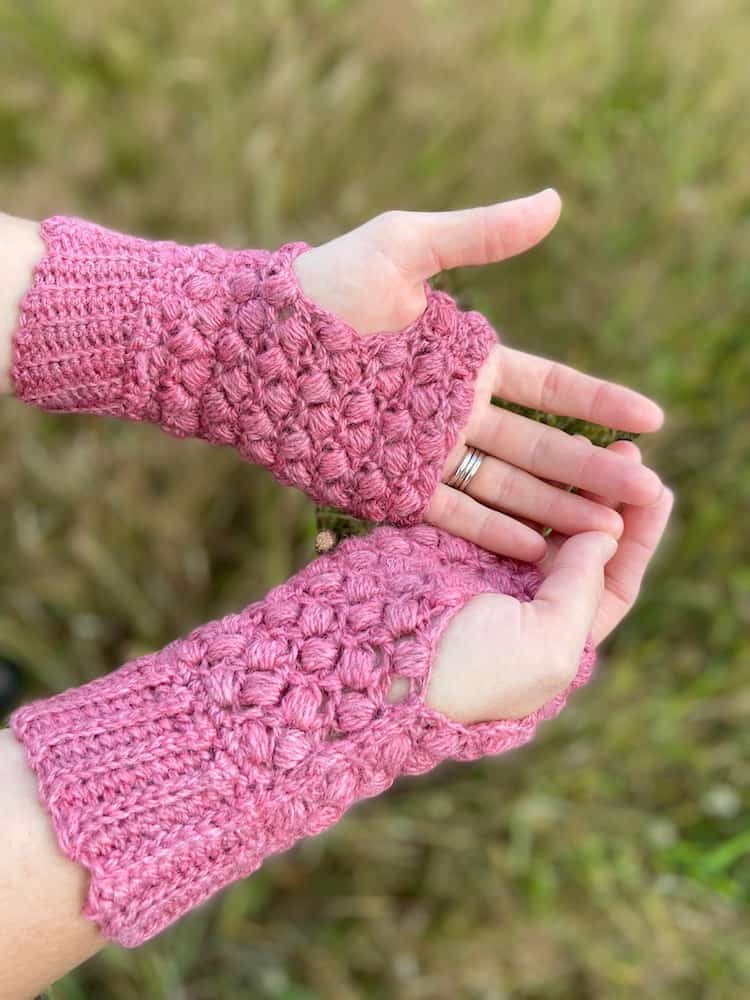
[[295, 192, 664, 561], [421, 441, 673, 723]]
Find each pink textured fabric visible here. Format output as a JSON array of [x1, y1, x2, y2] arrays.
[[12, 525, 595, 948], [12, 217, 497, 523]]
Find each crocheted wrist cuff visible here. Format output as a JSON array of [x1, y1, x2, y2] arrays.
[[11, 217, 271, 417], [12, 217, 497, 523], [12, 525, 594, 948]]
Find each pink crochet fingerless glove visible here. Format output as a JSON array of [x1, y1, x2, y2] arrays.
[[12, 525, 594, 948], [12, 217, 496, 523]]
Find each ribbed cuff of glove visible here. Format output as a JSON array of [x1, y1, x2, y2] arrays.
[[11, 525, 594, 948], [12, 217, 497, 523]]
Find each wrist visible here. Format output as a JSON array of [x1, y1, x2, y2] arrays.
[[0, 213, 45, 394]]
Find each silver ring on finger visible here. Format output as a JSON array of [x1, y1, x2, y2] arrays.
[[446, 446, 486, 493]]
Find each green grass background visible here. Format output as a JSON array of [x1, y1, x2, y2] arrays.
[[1, 0, 748, 996]]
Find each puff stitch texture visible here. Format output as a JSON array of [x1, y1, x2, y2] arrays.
[[12, 524, 595, 947], [12, 217, 497, 523]]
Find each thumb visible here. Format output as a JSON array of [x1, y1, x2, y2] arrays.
[[407, 188, 562, 280], [527, 532, 617, 662]]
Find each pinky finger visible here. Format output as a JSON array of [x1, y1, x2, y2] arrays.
[[426, 483, 547, 561], [541, 439, 672, 645], [592, 486, 674, 645]]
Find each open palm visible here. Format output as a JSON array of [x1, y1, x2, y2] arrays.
[[295, 192, 665, 561]]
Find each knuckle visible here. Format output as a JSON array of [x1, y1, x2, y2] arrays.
[[487, 402, 508, 438], [492, 466, 519, 507], [540, 362, 566, 410], [479, 210, 503, 263], [539, 491, 561, 528], [474, 508, 495, 548], [437, 487, 463, 525], [528, 426, 549, 472], [576, 439, 599, 483], [590, 380, 609, 421], [373, 209, 409, 236], [608, 578, 636, 609]]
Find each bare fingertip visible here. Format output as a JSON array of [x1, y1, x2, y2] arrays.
[[538, 187, 562, 207], [661, 486, 675, 510], [608, 439, 642, 461], [611, 510, 625, 538], [635, 466, 664, 504], [649, 401, 666, 428], [596, 534, 619, 561], [528, 535, 548, 563]]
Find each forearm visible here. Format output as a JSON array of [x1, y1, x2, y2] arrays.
[[0, 728, 103, 998], [10, 214, 494, 525], [5, 525, 594, 969], [0, 213, 45, 393]]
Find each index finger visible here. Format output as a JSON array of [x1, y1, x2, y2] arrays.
[[496, 346, 664, 433]]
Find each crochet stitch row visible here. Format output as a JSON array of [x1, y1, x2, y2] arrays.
[[12, 216, 497, 523], [12, 525, 595, 946]]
